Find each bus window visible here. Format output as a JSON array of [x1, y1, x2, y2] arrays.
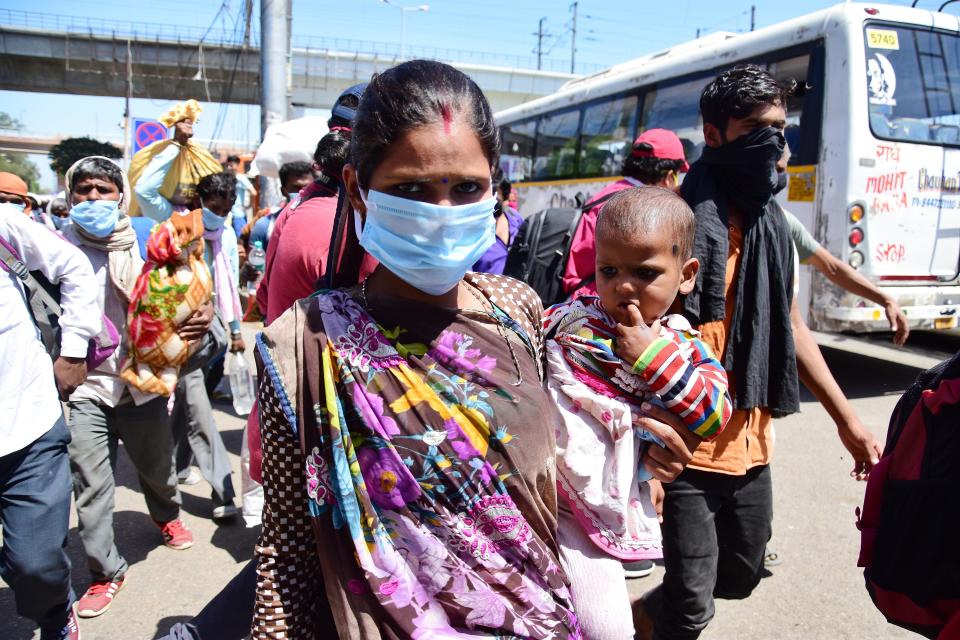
[[501, 119, 536, 182], [534, 109, 582, 179], [579, 94, 639, 178], [865, 24, 960, 145], [640, 76, 708, 164]]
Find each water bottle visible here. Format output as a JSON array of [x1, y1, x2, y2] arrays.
[[226, 351, 255, 416], [247, 241, 266, 296]]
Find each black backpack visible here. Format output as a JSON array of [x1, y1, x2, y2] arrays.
[[503, 192, 617, 307]]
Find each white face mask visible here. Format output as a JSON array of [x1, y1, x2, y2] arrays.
[[355, 189, 496, 295]]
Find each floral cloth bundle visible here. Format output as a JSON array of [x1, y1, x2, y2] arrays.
[[120, 209, 212, 395]]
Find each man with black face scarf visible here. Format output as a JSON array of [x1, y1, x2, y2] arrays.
[[635, 65, 880, 640]]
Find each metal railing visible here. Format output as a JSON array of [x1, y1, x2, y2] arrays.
[[0, 8, 605, 75]]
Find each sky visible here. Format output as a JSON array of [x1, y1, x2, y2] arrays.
[[0, 0, 936, 190]]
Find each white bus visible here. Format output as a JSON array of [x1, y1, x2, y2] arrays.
[[495, 2, 960, 334]]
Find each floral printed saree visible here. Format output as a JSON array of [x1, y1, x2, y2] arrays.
[[254, 274, 581, 639]]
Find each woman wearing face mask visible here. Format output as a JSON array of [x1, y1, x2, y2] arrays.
[[59, 156, 214, 619], [252, 60, 697, 639]]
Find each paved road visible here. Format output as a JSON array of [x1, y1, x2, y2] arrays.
[[1, 329, 947, 639]]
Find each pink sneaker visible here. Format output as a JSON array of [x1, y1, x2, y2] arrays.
[[77, 576, 125, 618], [155, 518, 194, 550]]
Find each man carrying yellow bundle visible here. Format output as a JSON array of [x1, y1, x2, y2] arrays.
[[130, 100, 240, 523], [130, 99, 222, 222]]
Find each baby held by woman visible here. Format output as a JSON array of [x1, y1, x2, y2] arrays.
[[544, 187, 732, 639]]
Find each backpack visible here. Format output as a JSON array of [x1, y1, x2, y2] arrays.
[[503, 192, 617, 307], [856, 350, 960, 639], [0, 233, 119, 370]]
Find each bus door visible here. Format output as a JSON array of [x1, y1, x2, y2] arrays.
[[771, 44, 826, 321], [864, 23, 960, 286]]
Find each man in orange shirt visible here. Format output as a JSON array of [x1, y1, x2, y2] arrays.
[[637, 65, 882, 640]]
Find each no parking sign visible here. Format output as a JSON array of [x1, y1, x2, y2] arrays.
[[133, 118, 167, 154]]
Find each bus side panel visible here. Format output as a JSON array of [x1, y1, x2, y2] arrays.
[[864, 143, 956, 278], [514, 178, 619, 217]]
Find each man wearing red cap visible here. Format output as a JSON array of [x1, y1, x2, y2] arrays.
[[562, 129, 689, 297]]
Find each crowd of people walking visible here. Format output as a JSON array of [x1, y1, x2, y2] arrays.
[[1, 56, 954, 640]]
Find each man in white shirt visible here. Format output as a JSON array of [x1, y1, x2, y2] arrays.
[[61, 156, 214, 620], [0, 202, 100, 639]]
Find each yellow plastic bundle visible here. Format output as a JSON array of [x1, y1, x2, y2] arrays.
[[127, 100, 223, 217]]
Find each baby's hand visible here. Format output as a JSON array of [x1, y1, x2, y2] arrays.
[[614, 304, 661, 367]]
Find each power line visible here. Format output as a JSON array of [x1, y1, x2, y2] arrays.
[[209, 0, 249, 148]]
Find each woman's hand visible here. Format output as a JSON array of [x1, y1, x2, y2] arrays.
[[648, 478, 664, 523], [636, 402, 700, 483]]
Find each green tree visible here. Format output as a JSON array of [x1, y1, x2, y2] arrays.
[[48, 137, 122, 176], [0, 152, 41, 191]]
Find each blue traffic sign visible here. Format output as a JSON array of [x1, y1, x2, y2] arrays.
[[133, 119, 167, 154]]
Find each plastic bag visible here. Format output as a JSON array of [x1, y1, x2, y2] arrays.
[[226, 350, 255, 416], [252, 116, 329, 179]]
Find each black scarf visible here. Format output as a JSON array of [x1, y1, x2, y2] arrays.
[[681, 127, 799, 417]]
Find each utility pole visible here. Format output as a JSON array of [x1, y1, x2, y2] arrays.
[[750, 5, 756, 31], [123, 38, 132, 167], [696, 27, 701, 38], [570, 1, 578, 74], [536, 17, 546, 70], [260, 0, 291, 137]]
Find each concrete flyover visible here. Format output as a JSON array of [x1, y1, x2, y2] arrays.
[[0, 11, 586, 114], [0, 133, 251, 160]]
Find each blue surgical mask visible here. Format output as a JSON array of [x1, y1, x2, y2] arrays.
[[69, 199, 120, 238], [356, 189, 496, 295], [201, 206, 226, 231], [52, 216, 68, 230]]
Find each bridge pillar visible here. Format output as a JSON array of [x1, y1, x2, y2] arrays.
[[261, 0, 292, 136]]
